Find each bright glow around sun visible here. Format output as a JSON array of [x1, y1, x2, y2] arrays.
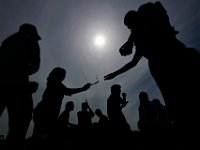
[[94, 35, 106, 47]]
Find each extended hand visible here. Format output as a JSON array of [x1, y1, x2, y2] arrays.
[[83, 83, 91, 90], [104, 73, 116, 80]]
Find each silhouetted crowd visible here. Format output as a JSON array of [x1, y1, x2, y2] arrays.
[[1, 1, 200, 150], [0, 84, 176, 150]]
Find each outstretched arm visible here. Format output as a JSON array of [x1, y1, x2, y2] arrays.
[[65, 83, 91, 96], [104, 48, 142, 80], [85, 99, 95, 117]]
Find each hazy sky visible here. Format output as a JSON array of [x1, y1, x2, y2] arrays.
[[0, 0, 200, 138]]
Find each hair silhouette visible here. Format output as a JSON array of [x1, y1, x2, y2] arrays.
[[32, 67, 91, 148]]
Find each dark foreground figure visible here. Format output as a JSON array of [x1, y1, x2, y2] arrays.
[[0, 23, 41, 150], [104, 1, 200, 149]]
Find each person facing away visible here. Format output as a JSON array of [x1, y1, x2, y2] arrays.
[[77, 99, 95, 130], [107, 84, 130, 132], [32, 67, 91, 142], [0, 23, 41, 149], [104, 1, 200, 147]]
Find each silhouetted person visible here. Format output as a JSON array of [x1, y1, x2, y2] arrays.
[[94, 108, 109, 130], [151, 98, 172, 131], [76, 99, 95, 147], [59, 101, 75, 128], [92, 108, 109, 144], [138, 92, 170, 150], [104, 2, 200, 148], [0, 23, 41, 149], [107, 84, 130, 133], [137, 91, 154, 133], [57, 101, 77, 147], [32, 67, 91, 145], [77, 99, 95, 130]]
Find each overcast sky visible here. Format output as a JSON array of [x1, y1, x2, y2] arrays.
[[1, 0, 200, 138]]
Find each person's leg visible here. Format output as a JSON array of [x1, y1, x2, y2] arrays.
[[6, 85, 29, 150]]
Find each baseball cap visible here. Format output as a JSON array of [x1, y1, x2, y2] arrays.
[[19, 23, 41, 40]]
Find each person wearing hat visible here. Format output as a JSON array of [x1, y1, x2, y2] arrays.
[[0, 23, 41, 149]]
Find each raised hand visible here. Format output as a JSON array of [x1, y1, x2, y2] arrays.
[[122, 93, 127, 99]]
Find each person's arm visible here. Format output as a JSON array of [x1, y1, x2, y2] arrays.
[[119, 32, 135, 56], [104, 48, 142, 80], [120, 93, 128, 110], [64, 83, 91, 96], [85, 99, 95, 117]]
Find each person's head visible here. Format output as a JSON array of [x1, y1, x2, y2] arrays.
[[124, 10, 138, 29], [19, 23, 41, 40], [111, 84, 121, 95], [139, 91, 149, 105], [47, 67, 66, 83], [82, 102, 88, 111], [95, 109, 102, 117], [65, 101, 74, 111]]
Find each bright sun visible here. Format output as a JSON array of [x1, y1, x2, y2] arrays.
[[94, 35, 106, 47]]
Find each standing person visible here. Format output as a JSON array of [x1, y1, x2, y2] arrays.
[[77, 99, 95, 147], [137, 91, 154, 133], [77, 99, 95, 130], [0, 23, 41, 149], [94, 108, 109, 130], [58, 101, 75, 128], [104, 1, 200, 149], [32, 67, 91, 143], [57, 101, 76, 145], [107, 84, 130, 132]]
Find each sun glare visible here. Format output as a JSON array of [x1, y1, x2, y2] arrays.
[[94, 35, 105, 47]]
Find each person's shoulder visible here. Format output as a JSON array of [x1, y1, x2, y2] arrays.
[[107, 95, 113, 102]]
